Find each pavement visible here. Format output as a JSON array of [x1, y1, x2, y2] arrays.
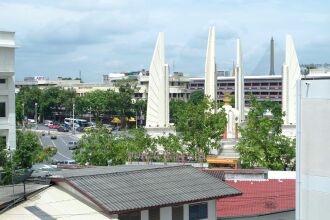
[[34, 125, 81, 162]]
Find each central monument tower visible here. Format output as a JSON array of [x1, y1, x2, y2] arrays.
[[145, 32, 174, 137]]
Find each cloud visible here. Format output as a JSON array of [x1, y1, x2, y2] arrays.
[[1, 0, 329, 82]]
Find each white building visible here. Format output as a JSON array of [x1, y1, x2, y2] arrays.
[[296, 79, 330, 220], [0, 31, 16, 150]]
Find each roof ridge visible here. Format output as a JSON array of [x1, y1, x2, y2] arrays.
[[67, 164, 192, 179]]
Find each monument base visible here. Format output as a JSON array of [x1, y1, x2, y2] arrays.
[[145, 126, 176, 138], [216, 139, 240, 159]]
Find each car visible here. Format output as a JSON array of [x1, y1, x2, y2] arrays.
[[44, 120, 53, 126], [48, 124, 60, 129], [50, 134, 57, 139], [57, 126, 69, 132], [68, 141, 79, 150]]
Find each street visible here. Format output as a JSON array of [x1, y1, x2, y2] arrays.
[[37, 125, 80, 162]]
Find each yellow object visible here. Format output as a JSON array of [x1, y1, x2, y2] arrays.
[[128, 117, 136, 122], [111, 117, 121, 124]]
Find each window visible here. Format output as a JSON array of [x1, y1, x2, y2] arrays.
[[0, 79, 5, 84], [189, 203, 208, 220], [149, 208, 160, 220], [0, 103, 5, 117], [118, 211, 141, 220], [172, 206, 183, 220]]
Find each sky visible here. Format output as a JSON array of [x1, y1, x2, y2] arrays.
[[1, 0, 330, 82]]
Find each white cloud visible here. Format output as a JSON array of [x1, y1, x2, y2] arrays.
[[0, 0, 329, 81]]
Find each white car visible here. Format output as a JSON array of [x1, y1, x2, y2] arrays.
[[44, 120, 53, 126]]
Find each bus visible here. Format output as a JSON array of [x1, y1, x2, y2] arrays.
[[64, 118, 88, 128], [206, 156, 238, 169]]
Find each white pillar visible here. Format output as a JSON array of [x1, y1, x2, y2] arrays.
[[160, 207, 172, 220], [183, 204, 189, 220], [204, 25, 217, 101], [141, 210, 149, 220], [234, 38, 245, 123], [282, 35, 300, 125], [207, 200, 217, 220]]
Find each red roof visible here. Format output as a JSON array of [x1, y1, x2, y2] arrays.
[[217, 180, 295, 218]]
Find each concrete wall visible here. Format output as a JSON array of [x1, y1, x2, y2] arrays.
[[139, 200, 216, 220], [297, 79, 330, 220]]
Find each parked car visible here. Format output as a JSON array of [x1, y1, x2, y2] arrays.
[[50, 134, 57, 139], [57, 126, 69, 132], [48, 124, 60, 129], [68, 141, 79, 150], [44, 120, 53, 126]]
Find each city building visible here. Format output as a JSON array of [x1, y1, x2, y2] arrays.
[[1, 165, 241, 220], [0, 31, 16, 150]]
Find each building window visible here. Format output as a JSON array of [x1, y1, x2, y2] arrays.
[[0, 102, 5, 117], [118, 211, 141, 220], [149, 208, 160, 220], [0, 79, 6, 84], [172, 206, 183, 220], [189, 203, 208, 220]]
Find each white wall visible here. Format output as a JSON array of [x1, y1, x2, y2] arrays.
[[0, 31, 16, 150], [297, 80, 330, 220]]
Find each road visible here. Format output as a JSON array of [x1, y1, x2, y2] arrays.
[[37, 125, 80, 162]]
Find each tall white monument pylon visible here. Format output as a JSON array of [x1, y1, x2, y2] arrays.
[[282, 35, 301, 125], [204, 26, 217, 101], [234, 38, 245, 123], [146, 32, 173, 137]]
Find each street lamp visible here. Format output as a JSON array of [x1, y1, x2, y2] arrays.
[[34, 103, 38, 129], [72, 103, 75, 134], [131, 99, 137, 129]]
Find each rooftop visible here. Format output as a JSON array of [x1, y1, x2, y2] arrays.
[[217, 179, 295, 218], [51, 165, 241, 214]]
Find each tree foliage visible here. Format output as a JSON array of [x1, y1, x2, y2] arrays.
[[14, 131, 43, 169], [189, 90, 204, 104], [236, 96, 296, 170], [175, 98, 227, 162]]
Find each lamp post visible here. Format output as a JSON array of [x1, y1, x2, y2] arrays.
[[72, 103, 75, 134], [34, 103, 38, 129], [89, 106, 92, 123], [131, 99, 137, 129]]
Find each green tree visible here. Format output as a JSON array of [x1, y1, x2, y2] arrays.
[[189, 90, 204, 104], [157, 133, 182, 163], [40, 87, 76, 120], [15, 98, 24, 124], [14, 131, 43, 169], [0, 136, 7, 167], [74, 128, 126, 166], [169, 99, 186, 123], [175, 98, 227, 163], [16, 87, 42, 119], [236, 96, 296, 170]]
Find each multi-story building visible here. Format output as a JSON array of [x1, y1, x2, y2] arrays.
[[190, 75, 282, 105], [0, 31, 16, 150]]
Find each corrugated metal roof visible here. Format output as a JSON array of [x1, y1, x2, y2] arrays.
[[60, 165, 241, 213]]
